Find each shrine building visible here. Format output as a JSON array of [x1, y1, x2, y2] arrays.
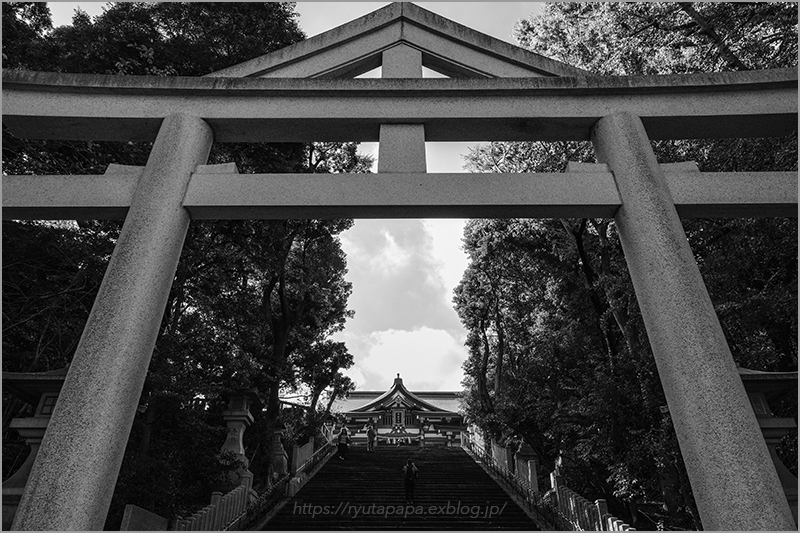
[[332, 374, 465, 446]]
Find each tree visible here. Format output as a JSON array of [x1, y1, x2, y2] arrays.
[[1, 2, 55, 70], [513, 2, 797, 75], [293, 340, 354, 415], [456, 3, 797, 529]]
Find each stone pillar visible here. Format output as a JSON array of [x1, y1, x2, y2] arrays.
[[514, 442, 536, 486], [527, 459, 539, 493], [595, 499, 610, 530], [2, 395, 53, 530], [379, 43, 426, 174], [2, 425, 43, 528], [382, 43, 422, 78], [378, 125, 426, 173], [591, 111, 795, 531], [12, 114, 213, 531]]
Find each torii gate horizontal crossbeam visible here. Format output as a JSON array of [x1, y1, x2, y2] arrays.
[[3, 170, 796, 220], [2, 68, 796, 142]]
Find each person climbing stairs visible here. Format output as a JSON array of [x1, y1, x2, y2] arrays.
[[264, 445, 539, 530]]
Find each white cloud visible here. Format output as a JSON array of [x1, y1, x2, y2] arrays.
[[344, 327, 468, 391], [335, 220, 470, 392], [338, 220, 463, 333], [342, 366, 366, 390], [369, 229, 413, 274], [421, 219, 468, 305]]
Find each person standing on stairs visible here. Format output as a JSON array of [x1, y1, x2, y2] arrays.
[[367, 425, 376, 451], [402, 459, 419, 503], [337, 427, 351, 460]]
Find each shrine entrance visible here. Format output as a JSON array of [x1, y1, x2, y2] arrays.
[[2, 3, 797, 530]]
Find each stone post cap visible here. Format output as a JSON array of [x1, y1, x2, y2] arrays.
[[9, 417, 49, 441], [2, 367, 68, 406], [223, 388, 263, 421]]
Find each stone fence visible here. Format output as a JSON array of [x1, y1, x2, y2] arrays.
[[464, 427, 635, 531], [286, 437, 334, 497], [291, 439, 315, 476], [120, 475, 253, 531], [550, 473, 634, 531], [171, 475, 252, 531]]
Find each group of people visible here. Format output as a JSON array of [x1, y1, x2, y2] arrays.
[[335, 424, 377, 459], [334, 426, 419, 503], [334, 425, 369, 459]]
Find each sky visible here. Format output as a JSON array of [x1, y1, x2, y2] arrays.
[[47, 2, 545, 392]]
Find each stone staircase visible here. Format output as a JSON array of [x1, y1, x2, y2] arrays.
[[263, 445, 539, 530]]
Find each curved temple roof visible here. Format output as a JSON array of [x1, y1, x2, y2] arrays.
[[333, 375, 463, 416]]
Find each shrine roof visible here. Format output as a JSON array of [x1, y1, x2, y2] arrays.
[[331, 375, 463, 415], [411, 393, 463, 413], [334, 391, 383, 411]]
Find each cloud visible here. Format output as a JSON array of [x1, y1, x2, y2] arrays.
[[338, 327, 468, 391], [335, 218, 470, 392], [339, 219, 464, 334], [369, 229, 412, 274], [421, 219, 469, 306]]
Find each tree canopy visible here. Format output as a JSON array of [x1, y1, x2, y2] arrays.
[[456, 3, 797, 530]]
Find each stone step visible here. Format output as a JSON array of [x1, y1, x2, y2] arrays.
[[263, 446, 539, 530]]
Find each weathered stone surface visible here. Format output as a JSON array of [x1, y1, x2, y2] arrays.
[[11, 114, 213, 531], [382, 43, 422, 79], [2, 173, 139, 220], [4, 169, 795, 221], [3, 68, 795, 142], [592, 111, 795, 531], [181, 171, 621, 219], [378, 125, 427, 173], [205, 3, 584, 79]]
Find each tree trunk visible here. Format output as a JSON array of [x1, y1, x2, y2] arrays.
[[561, 219, 616, 359], [478, 320, 494, 413], [677, 3, 749, 71]]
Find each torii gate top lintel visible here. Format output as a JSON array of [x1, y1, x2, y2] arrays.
[[206, 2, 587, 79]]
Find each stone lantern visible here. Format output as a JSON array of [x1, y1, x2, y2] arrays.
[[738, 366, 798, 526], [2, 367, 68, 530], [220, 388, 261, 487], [271, 421, 289, 481]]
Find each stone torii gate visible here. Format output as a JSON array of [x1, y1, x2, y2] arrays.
[[2, 3, 797, 530]]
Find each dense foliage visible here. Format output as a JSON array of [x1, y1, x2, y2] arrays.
[[456, 3, 797, 530], [2, 2, 370, 528]]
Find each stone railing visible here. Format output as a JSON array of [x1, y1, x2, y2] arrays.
[[462, 429, 636, 531], [287, 438, 335, 497], [172, 475, 252, 531], [550, 473, 635, 531], [291, 439, 314, 476], [226, 473, 290, 531], [233, 437, 335, 531], [461, 431, 563, 530]]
